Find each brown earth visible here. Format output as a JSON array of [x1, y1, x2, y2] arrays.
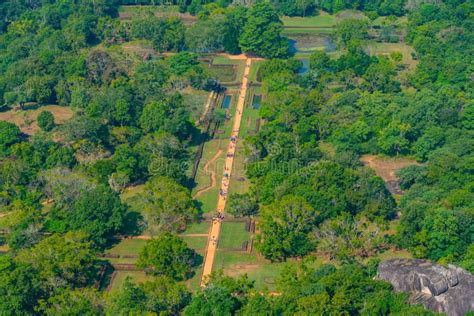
[[361, 154, 419, 196], [0, 105, 74, 135]]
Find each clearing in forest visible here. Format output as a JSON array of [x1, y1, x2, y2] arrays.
[[0, 104, 74, 135], [361, 154, 419, 196]]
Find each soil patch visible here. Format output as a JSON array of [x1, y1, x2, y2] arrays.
[[0, 105, 74, 135], [361, 155, 418, 195]]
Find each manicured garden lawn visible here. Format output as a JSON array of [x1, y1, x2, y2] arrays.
[[181, 236, 208, 251], [183, 221, 211, 235], [212, 56, 240, 65], [282, 14, 336, 28], [192, 138, 226, 214], [213, 252, 286, 290], [249, 61, 264, 82], [107, 239, 146, 257], [283, 28, 333, 35], [212, 56, 245, 82], [239, 108, 260, 139], [227, 144, 249, 196], [209, 65, 236, 83], [109, 271, 152, 291], [218, 222, 249, 250], [214, 251, 257, 268]]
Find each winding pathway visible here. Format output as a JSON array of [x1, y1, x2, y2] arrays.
[[200, 57, 252, 286], [193, 149, 223, 199]]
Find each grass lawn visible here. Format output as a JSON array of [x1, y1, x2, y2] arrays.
[[107, 239, 146, 257], [212, 56, 241, 65], [282, 15, 336, 28], [227, 144, 250, 196], [119, 5, 180, 13], [249, 61, 264, 82], [244, 261, 289, 290], [214, 251, 332, 290], [181, 236, 208, 251], [209, 65, 236, 83], [218, 222, 249, 250], [283, 28, 333, 35], [213, 252, 288, 290], [183, 221, 211, 235], [212, 56, 245, 82], [109, 271, 152, 291]]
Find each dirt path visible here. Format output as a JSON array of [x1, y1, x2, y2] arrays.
[[201, 57, 253, 287], [193, 149, 223, 199]]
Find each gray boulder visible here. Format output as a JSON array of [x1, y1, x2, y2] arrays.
[[377, 258, 474, 316]]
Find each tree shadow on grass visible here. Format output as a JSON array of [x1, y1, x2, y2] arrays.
[[186, 252, 204, 280], [121, 211, 145, 236]]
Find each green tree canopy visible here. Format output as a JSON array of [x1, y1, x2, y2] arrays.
[[47, 184, 127, 248], [239, 2, 289, 58], [256, 195, 318, 261], [0, 120, 21, 156], [37, 110, 55, 132], [132, 176, 198, 235], [137, 233, 196, 280]]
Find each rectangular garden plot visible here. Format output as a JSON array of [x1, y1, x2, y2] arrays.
[[217, 221, 250, 251]]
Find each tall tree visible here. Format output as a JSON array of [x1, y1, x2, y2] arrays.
[[131, 176, 198, 235], [16, 232, 98, 290], [239, 2, 289, 58], [256, 195, 318, 261], [137, 233, 196, 280]]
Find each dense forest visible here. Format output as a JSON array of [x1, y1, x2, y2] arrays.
[[0, 0, 472, 314]]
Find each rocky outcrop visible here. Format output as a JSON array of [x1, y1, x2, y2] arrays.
[[377, 259, 474, 316]]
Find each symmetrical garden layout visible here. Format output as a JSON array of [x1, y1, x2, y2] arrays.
[[201, 57, 252, 286]]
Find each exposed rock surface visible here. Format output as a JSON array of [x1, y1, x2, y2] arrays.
[[377, 259, 474, 316]]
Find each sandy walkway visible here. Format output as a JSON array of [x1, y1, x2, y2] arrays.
[[200, 58, 252, 286]]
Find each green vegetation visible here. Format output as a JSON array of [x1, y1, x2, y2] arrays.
[[37, 111, 55, 132], [239, 2, 289, 58], [0, 0, 472, 314], [137, 233, 196, 280], [218, 222, 249, 250], [107, 239, 146, 257], [282, 15, 336, 28]]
